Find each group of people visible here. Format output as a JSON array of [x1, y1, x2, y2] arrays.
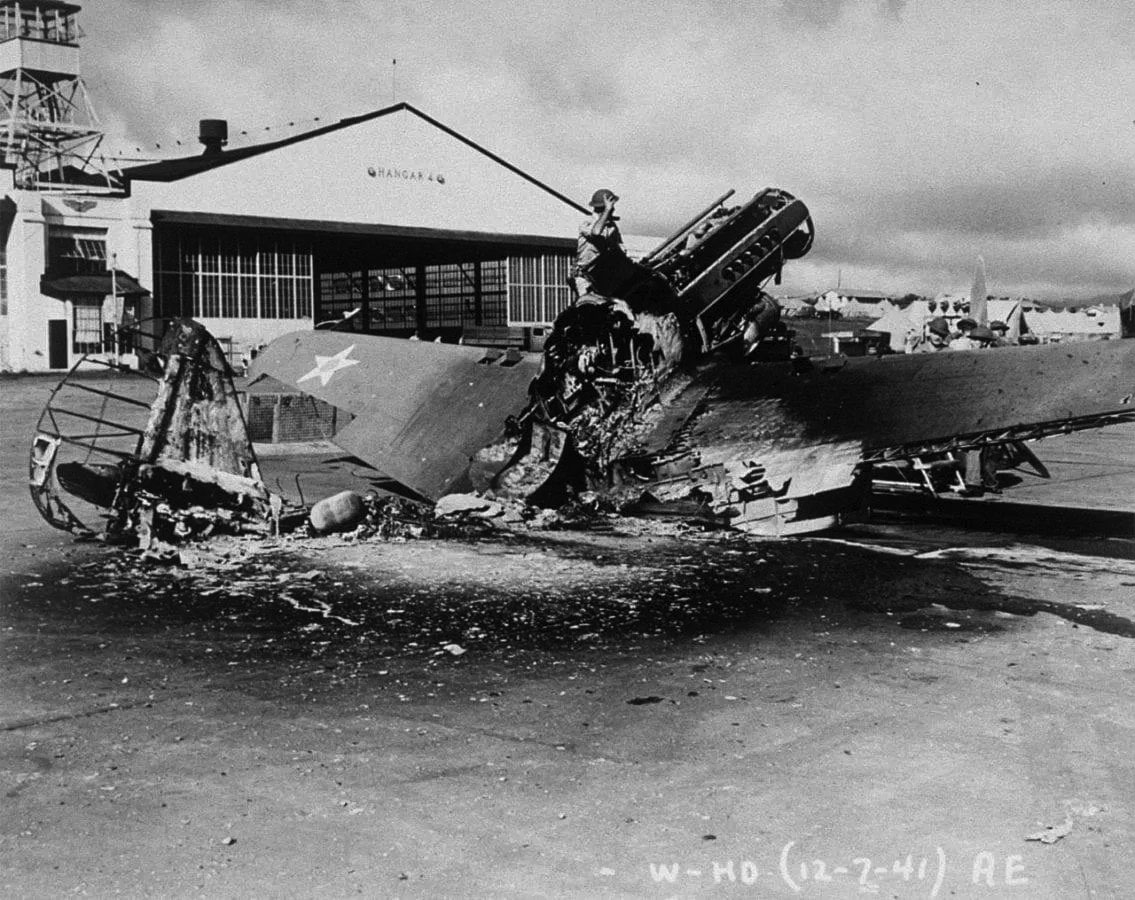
[[909, 316, 1017, 353], [908, 315, 1033, 492]]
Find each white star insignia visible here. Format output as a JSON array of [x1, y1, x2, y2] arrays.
[[297, 344, 360, 387]]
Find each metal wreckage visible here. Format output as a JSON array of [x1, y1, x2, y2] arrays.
[[30, 186, 1135, 544], [30, 320, 277, 547]]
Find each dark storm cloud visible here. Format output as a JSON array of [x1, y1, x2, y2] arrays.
[[791, 186, 1135, 298]]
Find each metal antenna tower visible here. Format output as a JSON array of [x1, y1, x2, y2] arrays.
[[0, 1, 115, 190]]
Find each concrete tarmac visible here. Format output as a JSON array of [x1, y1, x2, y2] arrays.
[[3, 372, 1135, 898], [872, 424, 1135, 541], [985, 424, 1135, 512]]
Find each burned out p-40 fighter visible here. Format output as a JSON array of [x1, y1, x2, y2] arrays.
[[30, 187, 1135, 540], [249, 187, 1135, 535]]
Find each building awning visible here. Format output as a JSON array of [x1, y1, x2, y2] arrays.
[[40, 270, 150, 300]]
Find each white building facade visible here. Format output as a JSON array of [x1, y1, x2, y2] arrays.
[[0, 103, 594, 371], [0, 182, 154, 371]]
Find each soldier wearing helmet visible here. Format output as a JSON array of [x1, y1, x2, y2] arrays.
[[989, 320, 1012, 346], [912, 315, 951, 352], [949, 317, 979, 350], [574, 188, 625, 300]]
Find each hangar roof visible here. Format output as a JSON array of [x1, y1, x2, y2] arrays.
[[124, 102, 589, 216], [151, 209, 575, 250]]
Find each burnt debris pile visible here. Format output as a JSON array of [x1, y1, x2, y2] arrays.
[[30, 320, 272, 546]]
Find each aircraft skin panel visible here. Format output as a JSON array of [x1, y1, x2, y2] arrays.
[[333, 361, 538, 498], [857, 341, 1135, 449], [249, 330, 539, 499], [693, 339, 1135, 455], [666, 394, 863, 491], [249, 330, 535, 418]]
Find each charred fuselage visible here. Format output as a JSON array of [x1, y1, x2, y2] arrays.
[[480, 188, 819, 522]]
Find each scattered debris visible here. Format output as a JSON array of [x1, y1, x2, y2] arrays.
[[435, 493, 502, 519], [1025, 818, 1073, 844]]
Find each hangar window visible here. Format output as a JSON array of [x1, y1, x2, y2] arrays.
[[480, 259, 506, 325], [507, 253, 572, 326], [220, 276, 239, 317], [154, 230, 314, 320], [199, 269, 220, 318], [260, 276, 279, 319], [424, 262, 479, 328], [279, 276, 296, 317], [319, 260, 509, 333], [371, 268, 417, 329], [320, 270, 371, 325], [239, 274, 258, 318]]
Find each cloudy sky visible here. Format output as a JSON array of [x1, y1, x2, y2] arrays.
[[81, 0, 1135, 299]]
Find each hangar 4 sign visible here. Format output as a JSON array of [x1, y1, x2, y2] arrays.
[[366, 165, 446, 184]]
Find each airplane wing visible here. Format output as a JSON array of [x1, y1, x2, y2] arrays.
[[817, 339, 1135, 460], [640, 338, 1135, 533], [684, 339, 1135, 465], [249, 331, 540, 499]]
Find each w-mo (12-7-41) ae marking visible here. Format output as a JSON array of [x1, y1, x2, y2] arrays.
[[646, 842, 1029, 895]]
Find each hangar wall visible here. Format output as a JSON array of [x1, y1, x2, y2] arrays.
[[126, 104, 588, 357], [130, 106, 585, 239], [0, 104, 592, 372]]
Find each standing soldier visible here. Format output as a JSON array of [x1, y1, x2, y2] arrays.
[[989, 320, 1013, 346], [912, 316, 951, 352], [949, 317, 980, 350], [573, 188, 625, 301]]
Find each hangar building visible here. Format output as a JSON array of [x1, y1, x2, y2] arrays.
[[0, 101, 596, 372]]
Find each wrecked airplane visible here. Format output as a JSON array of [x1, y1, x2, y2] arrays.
[[250, 187, 1135, 535], [30, 186, 1135, 542], [28, 318, 469, 548], [30, 319, 276, 546]]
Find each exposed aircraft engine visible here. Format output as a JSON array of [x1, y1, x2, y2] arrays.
[[648, 187, 814, 352]]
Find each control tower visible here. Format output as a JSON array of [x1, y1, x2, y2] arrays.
[[0, 1, 113, 189]]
